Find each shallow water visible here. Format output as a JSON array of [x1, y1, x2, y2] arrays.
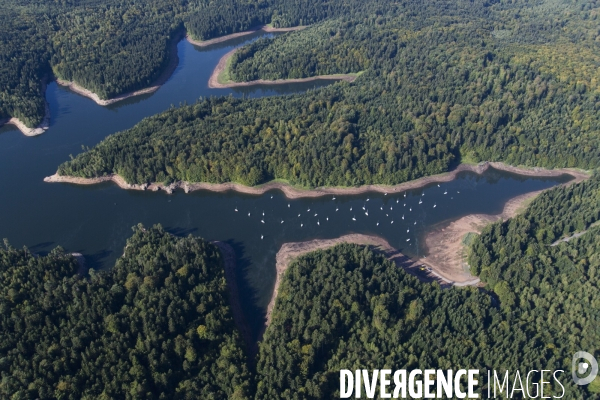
[[0, 34, 572, 338]]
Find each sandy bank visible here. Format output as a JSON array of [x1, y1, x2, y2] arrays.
[[208, 47, 357, 89], [186, 24, 305, 48], [45, 162, 588, 198], [2, 113, 49, 136], [415, 169, 587, 286]]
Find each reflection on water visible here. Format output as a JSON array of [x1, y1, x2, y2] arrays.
[[0, 32, 572, 340]]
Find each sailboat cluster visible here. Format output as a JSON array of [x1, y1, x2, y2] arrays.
[[232, 184, 460, 242]]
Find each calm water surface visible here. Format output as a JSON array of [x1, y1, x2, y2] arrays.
[[0, 34, 572, 337]]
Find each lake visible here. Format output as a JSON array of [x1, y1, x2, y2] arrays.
[[0, 33, 572, 338]]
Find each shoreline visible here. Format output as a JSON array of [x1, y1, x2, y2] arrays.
[[208, 47, 358, 89], [56, 31, 182, 106], [186, 24, 305, 48], [44, 162, 589, 198]]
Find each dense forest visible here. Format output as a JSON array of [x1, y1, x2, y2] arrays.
[[0, 225, 251, 399], [57, 0, 600, 187]]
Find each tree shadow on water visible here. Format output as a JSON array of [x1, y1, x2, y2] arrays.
[[225, 239, 267, 347], [164, 226, 198, 237]]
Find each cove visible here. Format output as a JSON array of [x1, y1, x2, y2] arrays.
[[0, 33, 573, 341]]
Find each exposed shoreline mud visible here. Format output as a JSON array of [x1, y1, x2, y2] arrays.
[[415, 168, 586, 286], [44, 162, 588, 198]]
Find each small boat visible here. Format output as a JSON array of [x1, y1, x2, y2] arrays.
[[365, 211, 369, 216], [433, 203, 437, 208], [235, 208, 238, 212], [352, 217, 356, 221], [314, 213, 318, 217], [336, 208, 339, 212], [407, 229, 410, 233], [376, 222, 379, 226], [406, 238, 410, 242], [402, 215, 404, 220], [300, 223, 303, 227], [261, 235, 263, 239], [248, 213, 251, 216], [444, 191, 447, 195], [391, 220, 394, 224], [332, 196, 336, 200], [317, 221, 320, 226], [281, 220, 284, 224], [261, 220, 265, 224]]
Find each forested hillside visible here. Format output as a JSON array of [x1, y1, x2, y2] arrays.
[[0, 225, 251, 399], [467, 174, 600, 381], [57, 0, 600, 187], [256, 239, 600, 398]]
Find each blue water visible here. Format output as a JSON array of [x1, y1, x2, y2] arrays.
[[0, 34, 572, 339]]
